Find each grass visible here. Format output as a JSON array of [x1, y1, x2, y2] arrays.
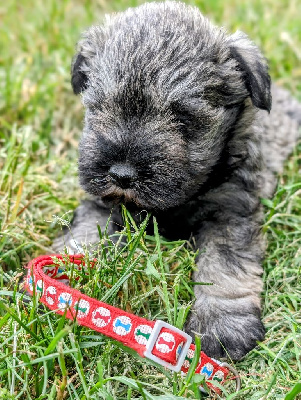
[[0, 0, 300, 398]]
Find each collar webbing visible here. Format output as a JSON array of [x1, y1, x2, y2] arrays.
[[25, 254, 234, 394]]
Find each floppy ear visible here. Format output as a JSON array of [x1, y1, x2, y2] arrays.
[[229, 31, 272, 112], [71, 52, 89, 95], [71, 27, 101, 95]]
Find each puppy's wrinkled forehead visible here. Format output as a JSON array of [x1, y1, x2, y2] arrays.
[[80, 11, 242, 110], [72, 2, 270, 114], [72, 1, 271, 129]]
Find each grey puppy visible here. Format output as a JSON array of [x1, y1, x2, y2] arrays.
[[53, 1, 301, 360]]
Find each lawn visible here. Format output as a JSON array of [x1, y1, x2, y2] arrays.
[[0, 0, 300, 399]]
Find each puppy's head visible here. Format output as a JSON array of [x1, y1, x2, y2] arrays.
[[72, 2, 271, 211]]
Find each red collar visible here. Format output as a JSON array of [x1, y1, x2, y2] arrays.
[[25, 254, 240, 395]]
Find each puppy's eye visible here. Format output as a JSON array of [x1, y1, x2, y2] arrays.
[[177, 113, 192, 126], [175, 110, 202, 138], [171, 101, 213, 139], [170, 102, 192, 130], [177, 114, 192, 136], [88, 106, 102, 115]]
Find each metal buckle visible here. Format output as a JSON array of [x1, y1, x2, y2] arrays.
[[220, 362, 241, 392], [144, 320, 192, 372]]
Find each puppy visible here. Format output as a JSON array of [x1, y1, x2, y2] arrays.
[[54, 1, 301, 360]]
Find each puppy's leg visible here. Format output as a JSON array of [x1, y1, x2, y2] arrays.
[[52, 199, 114, 253], [185, 189, 265, 360]]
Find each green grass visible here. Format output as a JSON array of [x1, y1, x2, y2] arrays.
[[0, 0, 300, 398]]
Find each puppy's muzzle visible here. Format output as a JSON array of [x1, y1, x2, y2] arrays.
[[108, 163, 138, 189]]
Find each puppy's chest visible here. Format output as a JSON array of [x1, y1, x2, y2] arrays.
[[113, 199, 217, 241], [155, 200, 217, 240]]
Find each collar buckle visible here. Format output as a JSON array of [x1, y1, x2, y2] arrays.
[[144, 320, 192, 372], [220, 362, 241, 392]]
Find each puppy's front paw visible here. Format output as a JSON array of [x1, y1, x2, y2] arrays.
[[52, 233, 87, 254], [185, 298, 265, 360], [52, 200, 113, 254]]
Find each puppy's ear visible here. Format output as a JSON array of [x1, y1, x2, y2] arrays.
[[71, 26, 104, 95], [71, 52, 89, 95], [229, 31, 271, 112]]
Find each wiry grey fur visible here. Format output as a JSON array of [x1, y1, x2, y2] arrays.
[[53, 1, 301, 360]]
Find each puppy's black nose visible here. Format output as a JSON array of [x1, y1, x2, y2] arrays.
[[108, 164, 137, 189]]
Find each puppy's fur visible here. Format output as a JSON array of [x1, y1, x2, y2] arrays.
[[53, 1, 301, 360]]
